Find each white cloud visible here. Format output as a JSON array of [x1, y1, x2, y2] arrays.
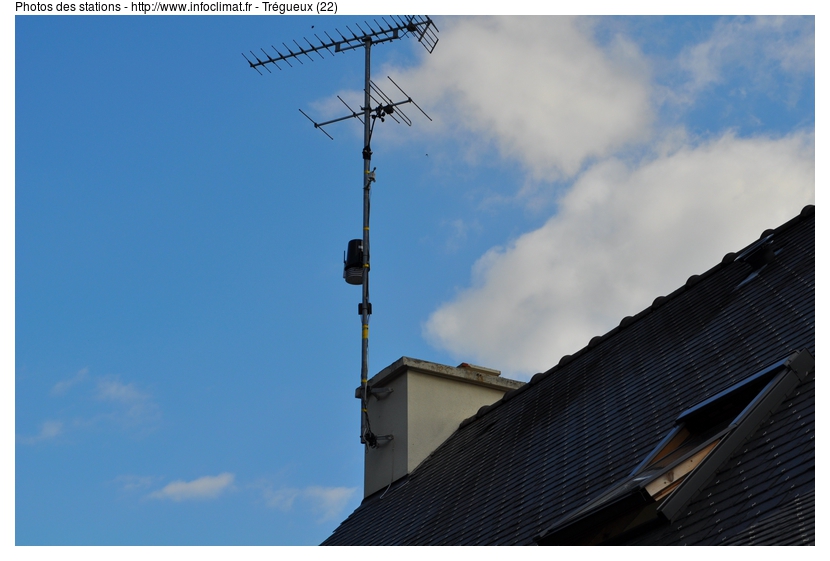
[[51, 367, 89, 396], [96, 377, 147, 402], [395, 16, 654, 181], [95, 376, 161, 427], [416, 16, 814, 377], [442, 218, 481, 253], [304, 486, 357, 522], [676, 16, 814, 100], [261, 484, 357, 522], [18, 420, 64, 444], [31, 371, 162, 442], [425, 131, 814, 377], [263, 487, 301, 511], [149, 473, 235, 501], [39, 420, 63, 439]]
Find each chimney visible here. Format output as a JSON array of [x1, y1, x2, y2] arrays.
[[359, 357, 525, 498]]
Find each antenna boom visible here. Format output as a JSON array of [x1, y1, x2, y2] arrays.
[[243, 16, 438, 72]]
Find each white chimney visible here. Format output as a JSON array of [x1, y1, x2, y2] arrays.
[[360, 357, 525, 498]]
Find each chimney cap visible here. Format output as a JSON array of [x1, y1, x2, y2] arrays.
[[362, 357, 523, 394]]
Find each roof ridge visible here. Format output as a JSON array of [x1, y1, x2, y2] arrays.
[[457, 205, 815, 427]]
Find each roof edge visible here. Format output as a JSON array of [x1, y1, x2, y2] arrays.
[[454, 206, 815, 425]]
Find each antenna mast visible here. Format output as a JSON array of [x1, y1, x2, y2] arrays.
[[245, 16, 439, 448]]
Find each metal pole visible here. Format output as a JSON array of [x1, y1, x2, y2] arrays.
[[245, 17, 438, 449], [360, 37, 373, 446]]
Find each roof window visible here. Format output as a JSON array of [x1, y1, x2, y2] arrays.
[[536, 350, 814, 546]]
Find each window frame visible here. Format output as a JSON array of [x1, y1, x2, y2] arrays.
[[535, 350, 814, 546]]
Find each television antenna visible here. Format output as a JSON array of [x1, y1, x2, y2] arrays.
[[244, 16, 439, 448]]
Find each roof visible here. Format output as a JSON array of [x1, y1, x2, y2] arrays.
[[322, 205, 815, 546]]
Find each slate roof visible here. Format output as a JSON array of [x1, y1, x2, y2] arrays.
[[322, 206, 815, 546]]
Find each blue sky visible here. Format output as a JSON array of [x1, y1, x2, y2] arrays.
[[12, 7, 816, 547]]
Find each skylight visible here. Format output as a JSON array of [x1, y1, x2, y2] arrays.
[[536, 350, 814, 546]]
